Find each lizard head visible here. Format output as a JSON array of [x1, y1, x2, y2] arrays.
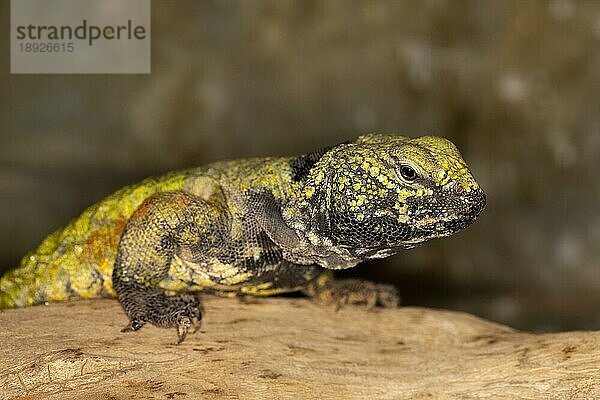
[[284, 134, 486, 262]]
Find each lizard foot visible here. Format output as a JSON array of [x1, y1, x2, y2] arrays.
[[304, 278, 400, 311], [119, 289, 203, 344]]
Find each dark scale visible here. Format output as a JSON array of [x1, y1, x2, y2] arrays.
[[289, 142, 350, 182]]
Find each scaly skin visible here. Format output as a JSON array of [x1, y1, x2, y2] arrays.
[[0, 172, 187, 308], [0, 134, 485, 343]]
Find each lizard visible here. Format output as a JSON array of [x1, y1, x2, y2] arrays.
[[0, 133, 485, 343]]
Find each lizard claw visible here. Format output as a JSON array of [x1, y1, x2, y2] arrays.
[[117, 288, 204, 344], [120, 318, 146, 333]]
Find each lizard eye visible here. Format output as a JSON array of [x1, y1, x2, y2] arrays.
[[400, 165, 418, 182]]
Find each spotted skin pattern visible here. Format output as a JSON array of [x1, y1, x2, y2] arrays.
[[0, 134, 485, 343]]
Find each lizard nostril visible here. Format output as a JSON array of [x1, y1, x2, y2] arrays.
[[454, 183, 467, 197]]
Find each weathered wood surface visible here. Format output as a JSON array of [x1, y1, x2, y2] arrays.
[[0, 298, 598, 399]]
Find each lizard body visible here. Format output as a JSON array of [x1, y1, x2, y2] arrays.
[[0, 134, 485, 342]]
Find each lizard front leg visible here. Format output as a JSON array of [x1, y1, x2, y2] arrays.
[[245, 190, 400, 311], [303, 271, 400, 311], [113, 190, 226, 343]]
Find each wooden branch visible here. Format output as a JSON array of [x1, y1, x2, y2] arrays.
[[1, 298, 598, 399]]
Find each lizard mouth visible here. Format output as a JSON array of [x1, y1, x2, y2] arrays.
[[408, 188, 486, 239], [462, 189, 486, 220]]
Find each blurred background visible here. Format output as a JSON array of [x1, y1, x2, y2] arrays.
[[1, 0, 599, 331]]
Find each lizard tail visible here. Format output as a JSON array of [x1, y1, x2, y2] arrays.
[[0, 173, 187, 309], [0, 223, 124, 309], [0, 228, 65, 308], [0, 267, 24, 308], [0, 211, 125, 309], [0, 259, 46, 309]]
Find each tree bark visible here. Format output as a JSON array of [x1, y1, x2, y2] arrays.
[[1, 298, 598, 399]]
